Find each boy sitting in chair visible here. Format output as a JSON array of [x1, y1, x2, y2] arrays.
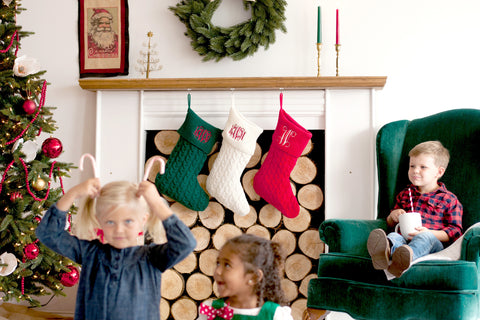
[[367, 141, 463, 277]]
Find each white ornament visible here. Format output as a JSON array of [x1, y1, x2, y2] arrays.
[[12, 138, 38, 162], [13, 55, 41, 77], [12, 138, 23, 152], [22, 140, 39, 162], [0, 252, 18, 276], [3, 0, 14, 6], [21, 211, 33, 219]]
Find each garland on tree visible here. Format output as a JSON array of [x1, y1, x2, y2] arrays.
[[170, 0, 287, 62]]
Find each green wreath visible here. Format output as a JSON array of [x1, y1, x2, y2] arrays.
[[170, 0, 287, 62]]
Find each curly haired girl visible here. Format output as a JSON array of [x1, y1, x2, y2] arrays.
[[198, 234, 293, 320]]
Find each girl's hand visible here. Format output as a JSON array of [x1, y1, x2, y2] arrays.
[[73, 178, 101, 199], [137, 181, 172, 220], [136, 181, 160, 204], [57, 178, 101, 211], [84, 178, 101, 198]]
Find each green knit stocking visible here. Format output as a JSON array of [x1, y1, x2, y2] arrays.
[[156, 104, 221, 211]]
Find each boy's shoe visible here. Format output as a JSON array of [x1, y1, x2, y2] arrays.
[[367, 229, 390, 270], [388, 245, 413, 277]]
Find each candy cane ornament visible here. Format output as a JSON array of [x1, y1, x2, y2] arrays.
[[143, 156, 165, 181], [79, 153, 99, 178]]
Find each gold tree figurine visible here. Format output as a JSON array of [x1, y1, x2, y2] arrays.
[[136, 31, 162, 78]]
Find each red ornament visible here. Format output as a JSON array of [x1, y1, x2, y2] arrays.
[[60, 265, 80, 287], [42, 137, 63, 158], [22, 100, 37, 115], [9, 192, 23, 202], [34, 216, 42, 223], [24, 243, 39, 260]]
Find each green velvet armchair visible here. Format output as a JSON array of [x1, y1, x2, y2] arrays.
[[306, 109, 480, 320]]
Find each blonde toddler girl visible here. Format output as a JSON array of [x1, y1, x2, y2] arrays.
[[36, 178, 196, 320]]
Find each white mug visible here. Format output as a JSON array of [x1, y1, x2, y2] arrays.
[[395, 212, 422, 240]]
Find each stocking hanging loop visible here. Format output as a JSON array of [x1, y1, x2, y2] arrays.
[[230, 88, 235, 109]]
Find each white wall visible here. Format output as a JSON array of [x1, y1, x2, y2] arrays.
[[17, 0, 480, 188], [16, 0, 480, 317]]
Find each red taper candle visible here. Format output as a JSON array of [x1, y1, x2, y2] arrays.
[[336, 9, 339, 45]]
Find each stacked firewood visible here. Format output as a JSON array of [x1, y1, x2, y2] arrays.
[[146, 130, 325, 320]]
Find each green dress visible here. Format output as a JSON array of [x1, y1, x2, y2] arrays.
[[208, 299, 279, 320]]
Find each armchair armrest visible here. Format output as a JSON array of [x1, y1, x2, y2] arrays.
[[320, 219, 387, 257], [461, 224, 480, 266]]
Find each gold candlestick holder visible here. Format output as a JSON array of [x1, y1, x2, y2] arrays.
[[316, 43, 322, 77], [335, 44, 341, 77]]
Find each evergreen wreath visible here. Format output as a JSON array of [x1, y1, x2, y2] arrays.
[[170, 0, 287, 62]]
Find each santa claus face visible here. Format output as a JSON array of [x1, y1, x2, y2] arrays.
[[97, 17, 112, 32], [89, 12, 116, 49]]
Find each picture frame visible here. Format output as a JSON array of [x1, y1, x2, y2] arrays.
[[78, 0, 129, 78]]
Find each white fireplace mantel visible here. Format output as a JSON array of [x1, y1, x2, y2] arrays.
[[79, 76, 387, 221]]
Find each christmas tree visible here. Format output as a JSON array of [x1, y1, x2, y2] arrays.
[[0, 1, 79, 306]]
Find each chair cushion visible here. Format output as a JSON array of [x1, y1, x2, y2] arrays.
[[392, 259, 478, 290], [317, 253, 390, 285], [318, 253, 478, 290], [307, 277, 479, 320]]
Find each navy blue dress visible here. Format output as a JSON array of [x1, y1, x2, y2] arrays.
[[36, 204, 196, 320]]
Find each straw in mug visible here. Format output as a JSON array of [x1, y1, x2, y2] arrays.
[[408, 188, 414, 212]]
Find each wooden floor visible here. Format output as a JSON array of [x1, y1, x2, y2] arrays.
[[0, 303, 73, 320]]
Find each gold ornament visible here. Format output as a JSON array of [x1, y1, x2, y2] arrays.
[[32, 177, 46, 191]]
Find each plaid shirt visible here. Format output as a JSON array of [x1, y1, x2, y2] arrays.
[[393, 182, 463, 242]]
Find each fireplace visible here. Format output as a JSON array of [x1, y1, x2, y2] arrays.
[[79, 76, 386, 319]]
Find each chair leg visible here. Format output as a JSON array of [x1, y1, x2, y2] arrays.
[[303, 307, 330, 320]]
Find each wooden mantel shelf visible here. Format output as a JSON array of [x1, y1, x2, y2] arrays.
[[78, 76, 386, 91]]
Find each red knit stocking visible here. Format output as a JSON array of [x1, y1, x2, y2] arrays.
[[253, 94, 312, 218]]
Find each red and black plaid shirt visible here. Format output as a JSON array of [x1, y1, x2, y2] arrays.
[[393, 183, 463, 242]]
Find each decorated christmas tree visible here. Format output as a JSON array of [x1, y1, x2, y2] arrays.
[[0, 1, 79, 306]]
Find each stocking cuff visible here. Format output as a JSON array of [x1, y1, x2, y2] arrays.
[[272, 108, 312, 157], [222, 106, 263, 155], [178, 107, 222, 154]]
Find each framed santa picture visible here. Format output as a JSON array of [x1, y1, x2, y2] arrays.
[[78, 0, 129, 78]]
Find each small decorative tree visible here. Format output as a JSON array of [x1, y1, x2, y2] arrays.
[[136, 31, 162, 78]]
